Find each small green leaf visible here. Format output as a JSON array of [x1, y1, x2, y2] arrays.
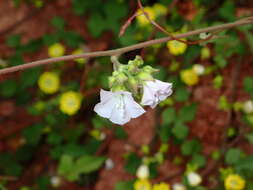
[[74, 155, 105, 174], [225, 148, 242, 165], [51, 16, 65, 30], [172, 122, 189, 140], [162, 107, 176, 125], [174, 87, 190, 102], [181, 139, 201, 156], [124, 153, 141, 174], [6, 34, 21, 48], [243, 77, 253, 97], [190, 154, 206, 168], [0, 79, 17, 98], [246, 133, 253, 144], [115, 180, 134, 190], [178, 104, 197, 122], [57, 154, 74, 176]]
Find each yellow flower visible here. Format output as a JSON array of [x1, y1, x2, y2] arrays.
[[225, 174, 246, 190], [153, 182, 170, 190], [137, 7, 156, 26], [38, 72, 60, 94], [134, 179, 152, 190], [59, 91, 82, 115], [72, 48, 86, 64], [152, 3, 168, 17], [167, 40, 187, 56], [48, 43, 65, 58], [180, 69, 199, 86]]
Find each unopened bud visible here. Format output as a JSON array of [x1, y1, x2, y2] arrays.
[[137, 71, 153, 81], [117, 73, 128, 83], [108, 76, 116, 88], [143, 65, 159, 74], [128, 77, 139, 93]]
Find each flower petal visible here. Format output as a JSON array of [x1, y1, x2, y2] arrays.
[[94, 97, 115, 118], [125, 96, 146, 118], [100, 89, 114, 102]]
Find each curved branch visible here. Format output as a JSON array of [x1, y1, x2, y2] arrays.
[[0, 17, 252, 75]]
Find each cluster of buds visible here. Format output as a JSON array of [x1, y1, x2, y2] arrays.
[[94, 56, 173, 125]]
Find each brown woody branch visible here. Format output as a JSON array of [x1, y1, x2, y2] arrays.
[[0, 16, 252, 75]]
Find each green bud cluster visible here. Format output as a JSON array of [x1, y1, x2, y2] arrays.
[[109, 56, 158, 97]]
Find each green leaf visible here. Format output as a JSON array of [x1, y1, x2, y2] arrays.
[[246, 133, 253, 144], [219, 0, 235, 21], [88, 13, 107, 38], [51, 16, 65, 30], [6, 34, 21, 48], [235, 155, 253, 172], [115, 180, 134, 190], [243, 77, 253, 97], [162, 107, 176, 125], [190, 153, 206, 168], [172, 122, 189, 140], [74, 155, 105, 174], [178, 103, 197, 122], [181, 139, 201, 156], [159, 124, 171, 142], [174, 87, 190, 102], [20, 67, 41, 89], [124, 153, 142, 174], [114, 127, 127, 139], [57, 154, 74, 176], [225, 148, 242, 165], [0, 79, 17, 98], [22, 124, 44, 145]]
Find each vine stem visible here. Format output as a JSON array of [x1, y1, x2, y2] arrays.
[[0, 17, 253, 75]]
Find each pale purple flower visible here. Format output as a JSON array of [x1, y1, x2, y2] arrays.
[[94, 89, 145, 125], [141, 79, 173, 108]]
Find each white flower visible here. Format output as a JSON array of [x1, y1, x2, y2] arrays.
[[94, 89, 145, 125], [193, 64, 205, 75], [136, 164, 149, 179], [172, 183, 186, 190], [50, 176, 61, 188], [243, 100, 253, 114], [105, 158, 114, 170], [141, 79, 172, 108], [187, 172, 202, 187]]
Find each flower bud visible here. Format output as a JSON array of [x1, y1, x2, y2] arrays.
[[117, 73, 128, 83], [136, 164, 149, 179], [111, 85, 126, 92], [187, 172, 202, 187], [128, 76, 139, 93], [108, 76, 116, 88], [137, 71, 153, 81], [243, 100, 253, 114], [143, 65, 159, 74]]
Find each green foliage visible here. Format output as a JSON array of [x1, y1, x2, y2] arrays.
[[115, 180, 134, 190], [58, 154, 105, 181], [243, 77, 253, 97], [124, 153, 142, 175], [225, 148, 243, 165]]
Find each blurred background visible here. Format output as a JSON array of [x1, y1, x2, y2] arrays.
[[0, 0, 253, 190]]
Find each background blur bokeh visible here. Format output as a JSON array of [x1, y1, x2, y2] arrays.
[[0, 0, 253, 190]]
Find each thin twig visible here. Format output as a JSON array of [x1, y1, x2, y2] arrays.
[[0, 17, 252, 75], [137, 0, 216, 45]]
